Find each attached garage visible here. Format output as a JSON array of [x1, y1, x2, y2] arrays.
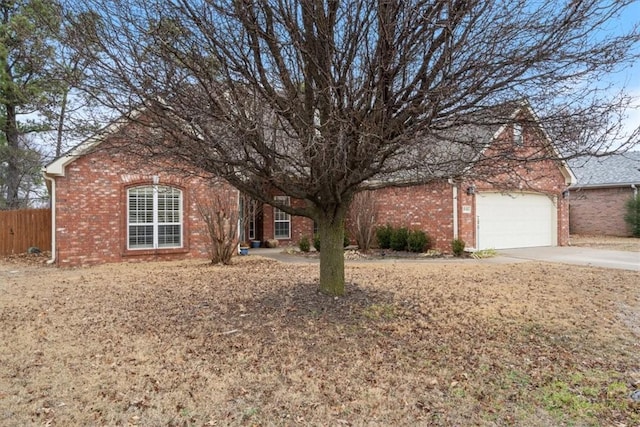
[[475, 192, 558, 250]]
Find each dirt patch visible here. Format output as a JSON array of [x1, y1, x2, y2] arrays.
[[1, 257, 639, 426], [570, 234, 640, 252]]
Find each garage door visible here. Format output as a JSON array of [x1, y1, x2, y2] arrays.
[[476, 192, 557, 250]]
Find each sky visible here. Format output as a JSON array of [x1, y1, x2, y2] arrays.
[[610, 2, 640, 143]]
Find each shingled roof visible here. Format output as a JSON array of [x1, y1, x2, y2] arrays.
[[568, 151, 640, 188]]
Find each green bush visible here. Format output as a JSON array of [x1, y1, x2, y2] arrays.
[[343, 233, 351, 247], [376, 224, 393, 249], [407, 230, 430, 253], [390, 227, 409, 251], [299, 236, 311, 252], [624, 195, 640, 237], [452, 238, 465, 257]]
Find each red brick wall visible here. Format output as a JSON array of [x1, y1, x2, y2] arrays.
[[569, 187, 635, 236], [53, 143, 237, 266], [373, 182, 454, 251], [457, 184, 477, 249], [261, 196, 314, 246]]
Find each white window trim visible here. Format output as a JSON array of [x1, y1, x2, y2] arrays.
[[127, 185, 183, 250], [273, 195, 291, 239]]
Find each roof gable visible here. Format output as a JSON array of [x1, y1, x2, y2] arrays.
[[44, 111, 141, 177], [410, 101, 575, 185], [491, 101, 575, 186]]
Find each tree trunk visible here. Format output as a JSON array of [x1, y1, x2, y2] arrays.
[[4, 104, 20, 209], [317, 209, 346, 296]]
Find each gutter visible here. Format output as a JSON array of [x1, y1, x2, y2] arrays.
[[570, 181, 640, 190], [43, 171, 56, 265]]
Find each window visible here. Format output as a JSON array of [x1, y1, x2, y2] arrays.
[[128, 185, 182, 249], [273, 195, 291, 239], [249, 215, 256, 240], [513, 123, 523, 146]]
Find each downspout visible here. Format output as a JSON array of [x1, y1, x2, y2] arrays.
[[43, 173, 56, 264], [449, 179, 459, 239], [237, 190, 242, 254], [632, 184, 638, 198]]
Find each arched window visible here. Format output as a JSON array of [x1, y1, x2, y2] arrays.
[[128, 185, 182, 249]]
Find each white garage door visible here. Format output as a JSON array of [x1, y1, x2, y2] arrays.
[[476, 192, 557, 250]]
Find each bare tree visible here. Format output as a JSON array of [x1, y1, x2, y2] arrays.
[[347, 191, 377, 252], [69, 0, 639, 295]]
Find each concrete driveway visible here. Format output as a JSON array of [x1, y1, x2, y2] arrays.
[[250, 246, 639, 271], [498, 246, 640, 271]]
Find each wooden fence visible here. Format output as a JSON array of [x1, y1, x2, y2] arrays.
[[0, 208, 51, 256]]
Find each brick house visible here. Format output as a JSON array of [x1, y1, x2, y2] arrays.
[[568, 152, 640, 236], [45, 102, 574, 266], [44, 117, 238, 266]]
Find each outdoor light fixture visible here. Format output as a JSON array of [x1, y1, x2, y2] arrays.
[[562, 189, 570, 199], [466, 185, 476, 195]]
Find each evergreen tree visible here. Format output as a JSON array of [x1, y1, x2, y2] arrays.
[[624, 195, 640, 237], [0, 0, 61, 208]]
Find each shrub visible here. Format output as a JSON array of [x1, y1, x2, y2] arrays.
[[624, 195, 640, 237], [343, 233, 351, 247], [265, 239, 279, 248], [390, 227, 409, 251], [376, 224, 393, 249], [452, 238, 465, 257], [299, 236, 311, 252], [407, 230, 430, 253], [347, 191, 377, 252], [196, 190, 239, 265]]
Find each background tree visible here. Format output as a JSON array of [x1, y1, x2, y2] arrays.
[[0, 0, 63, 208], [0, 133, 44, 208], [69, 0, 639, 295], [39, 10, 105, 158], [0, 1, 101, 208], [624, 194, 640, 237]]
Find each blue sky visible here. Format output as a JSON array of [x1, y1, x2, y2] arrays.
[[611, 2, 640, 142]]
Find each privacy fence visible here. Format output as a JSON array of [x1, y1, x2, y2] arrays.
[[0, 209, 51, 256]]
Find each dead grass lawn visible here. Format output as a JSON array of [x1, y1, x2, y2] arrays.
[[571, 234, 640, 252], [1, 256, 639, 426]]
